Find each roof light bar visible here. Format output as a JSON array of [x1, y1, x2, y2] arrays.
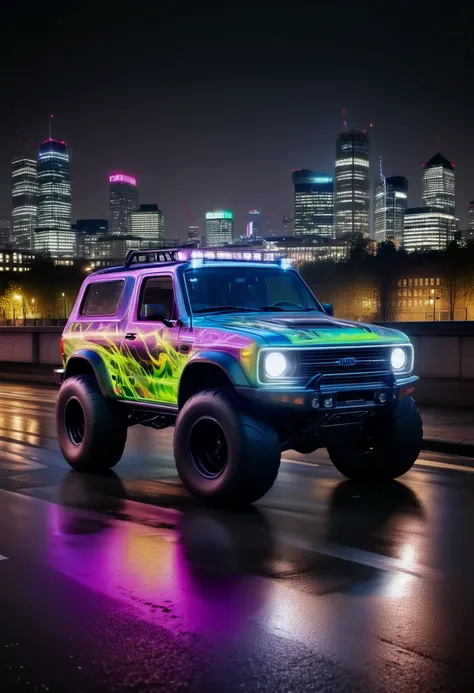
[[181, 249, 286, 263]]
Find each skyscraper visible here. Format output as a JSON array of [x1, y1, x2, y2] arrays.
[[334, 129, 370, 238], [246, 210, 262, 240], [374, 176, 408, 245], [205, 211, 234, 246], [35, 139, 73, 256], [403, 207, 456, 252], [109, 173, 139, 235], [37, 139, 71, 232], [421, 153, 455, 212], [11, 157, 38, 249], [292, 170, 334, 238], [131, 204, 164, 248]]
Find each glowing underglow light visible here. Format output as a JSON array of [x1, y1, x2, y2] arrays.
[[180, 249, 284, 263], [109, 173, 137, 186]]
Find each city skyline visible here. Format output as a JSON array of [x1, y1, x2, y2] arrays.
[[1, 3, 471, 237]]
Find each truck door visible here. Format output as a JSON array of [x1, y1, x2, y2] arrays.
[[122, 273, 186, 406]]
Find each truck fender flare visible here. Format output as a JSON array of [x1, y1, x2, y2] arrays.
[[65, 349, 115, 397], [181, 351, 251, 387]]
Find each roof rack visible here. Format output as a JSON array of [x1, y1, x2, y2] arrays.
[[124, 248, 180, 267]]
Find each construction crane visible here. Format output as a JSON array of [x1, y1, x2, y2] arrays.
[[180, 198, 196, 226], [362, 121, 374, 134]]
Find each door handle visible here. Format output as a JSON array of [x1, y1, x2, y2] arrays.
[[125, 332, 136, 341]]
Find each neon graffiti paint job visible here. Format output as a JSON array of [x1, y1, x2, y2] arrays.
[[63, 321, 255, 405]]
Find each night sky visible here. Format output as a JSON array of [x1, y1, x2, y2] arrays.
[[1, 1, 472, 237]]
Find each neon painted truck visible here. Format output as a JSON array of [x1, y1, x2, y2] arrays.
[[54, 248, 422, 505]]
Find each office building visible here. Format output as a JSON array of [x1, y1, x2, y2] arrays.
[[76, 219, 108, 257], [421, 153, 455, 212], [187, 224, 200, 246], [11, 157, 38, 249], [468, 201, 474, 231], [334, 129, 370, 238], [109, 173, 139, 235], [205, 210, 234, 246], [292, 170, 334, 238], [282, 213, 294, 234], [403, 207, 457, 252], [246, 209, 262, 240], [374, 176, 408, 245], [0, 218, 10, 247], [164, 236, 180, 248], [37, 139, 71, 235], [131, 204, 164, 248], [0, 249, 35, 273], [34, 228, 77, 258], [87, 234, 143, 259]]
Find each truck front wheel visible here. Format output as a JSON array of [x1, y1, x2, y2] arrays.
[[327, 397, 423, 481], [56, 375, 127, 472], [174, 388, 281, 505]]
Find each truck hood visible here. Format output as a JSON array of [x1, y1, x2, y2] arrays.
[[198, 312, 409, 347]]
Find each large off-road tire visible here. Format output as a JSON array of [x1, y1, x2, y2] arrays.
[[56, 375, 127, 472], [174, 388, 281, 506], [327, 397, 423, 481]]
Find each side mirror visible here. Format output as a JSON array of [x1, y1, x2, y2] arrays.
[[143, 303, 167, 322], [321, 303, 334, 317]]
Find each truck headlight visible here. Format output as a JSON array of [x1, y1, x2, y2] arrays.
[[390, 347, 407, 370], [264, 352, 288, 378]]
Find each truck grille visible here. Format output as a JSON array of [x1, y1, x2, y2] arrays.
[[299, 346, 390, 382]]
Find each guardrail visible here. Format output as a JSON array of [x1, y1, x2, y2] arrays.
[[1, 324, 473, 406]]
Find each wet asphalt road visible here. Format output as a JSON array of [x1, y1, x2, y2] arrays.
[[0, 384, 474, 691]]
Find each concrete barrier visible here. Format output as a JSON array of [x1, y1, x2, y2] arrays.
[[0, 324, 473, 406]]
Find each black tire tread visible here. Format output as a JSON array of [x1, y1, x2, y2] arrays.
[[56, 375, 127, 472], [174, 387, 280, 506]]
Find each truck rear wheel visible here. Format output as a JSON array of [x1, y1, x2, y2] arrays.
[[56, 375, 127, 472], [174, 388, 281, 506], [327, 397, 423, 481]]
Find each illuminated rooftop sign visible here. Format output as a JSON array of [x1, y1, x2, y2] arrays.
[[205, 211, 233, 220], [109, 173, 137, 186], [312, 176, 333, 183]]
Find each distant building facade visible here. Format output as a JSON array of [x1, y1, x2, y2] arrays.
[[292, 170, 334, 238], [205, 210, 234, 246], [246, 210, 262, 241], [468, 201, 474, 231], [334, 129, 370, 238], [76, 219, 108, 257], [109, 173, 139, 235], [374, 176, 408, 245], [403, 207, 456, 252], [11, 157, 38, 249], [131, 204, 164, 248], [187, 224, 200, 246], [421, 153, 455, 213]]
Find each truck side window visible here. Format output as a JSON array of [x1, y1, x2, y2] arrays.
[[138, 276, 176, 321], [80, 280, 125, 316]]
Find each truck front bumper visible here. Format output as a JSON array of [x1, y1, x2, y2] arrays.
[[235, 375, 418, 415]]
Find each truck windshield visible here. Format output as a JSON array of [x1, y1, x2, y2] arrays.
[[183, 266, 322, 314]]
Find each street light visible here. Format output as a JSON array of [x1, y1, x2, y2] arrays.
[[61, 292, 67, 318], [430, 289, 440, 321], [13, 293, 22, 326]]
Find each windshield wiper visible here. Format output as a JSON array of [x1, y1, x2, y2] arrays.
[[193, 305, 259, 314]]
